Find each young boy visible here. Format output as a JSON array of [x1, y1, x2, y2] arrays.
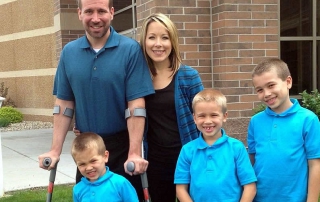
[[248, 58, 320, 201], [174, 89, 257, 202], [71, 132, 139, 202]]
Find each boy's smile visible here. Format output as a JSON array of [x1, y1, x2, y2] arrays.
[[252, 68, 293, 114], [74, 149, 109, 182], [193, 101, 227, 145]]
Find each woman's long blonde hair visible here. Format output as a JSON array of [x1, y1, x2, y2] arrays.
[[140, 13, 182, 78]]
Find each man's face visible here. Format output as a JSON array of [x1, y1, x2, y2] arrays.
[[78, 0, 114, 40]]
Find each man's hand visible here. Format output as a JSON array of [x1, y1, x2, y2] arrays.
[[38, 151, 60, 171], [124, 154, 148, 176]]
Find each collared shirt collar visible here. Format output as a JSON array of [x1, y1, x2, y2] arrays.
[[79, 26, 120, 49], [265, 98, 300, 117], [197, 128, 228, 149]]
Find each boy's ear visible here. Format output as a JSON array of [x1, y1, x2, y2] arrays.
[[104, 151, 109, 163], [223, 112, 228, 123], [286, 76, 293, 89]]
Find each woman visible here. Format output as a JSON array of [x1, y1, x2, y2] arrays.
[[140, 13, 204, 202]]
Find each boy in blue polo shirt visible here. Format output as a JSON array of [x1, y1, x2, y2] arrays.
[[248, 58, 320, 201], [174, 89, 257, 202], [71, 132, 138, 202]]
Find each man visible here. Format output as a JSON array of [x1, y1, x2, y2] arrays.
[[38, 0, 154, 200]]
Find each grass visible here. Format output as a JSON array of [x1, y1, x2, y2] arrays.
[[0, 184, 74, 202], [0, 184, 319, 202]]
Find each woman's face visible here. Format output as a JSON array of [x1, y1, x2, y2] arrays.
[[145, 21, 172, 65]]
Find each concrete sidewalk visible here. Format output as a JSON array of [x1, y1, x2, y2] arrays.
[[0, 129, 76, 192]]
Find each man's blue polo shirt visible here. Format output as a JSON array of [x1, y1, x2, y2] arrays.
[[53, 27, 154, 136], [175, 129, 257, 202]]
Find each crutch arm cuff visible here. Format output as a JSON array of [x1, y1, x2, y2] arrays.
[[125, 108, 146, 119]]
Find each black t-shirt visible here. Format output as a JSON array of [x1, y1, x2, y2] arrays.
[[145, 75, 182, 165]]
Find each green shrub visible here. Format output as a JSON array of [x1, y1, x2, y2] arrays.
[[0, 117, 10, 127], [0, 82, 16, 107], [252, 103, 267, 115], [0, 106, 23, 124], [299, 89, 320, 119]]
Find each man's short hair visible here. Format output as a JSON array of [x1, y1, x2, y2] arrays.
[[77, 0, 113, 9]]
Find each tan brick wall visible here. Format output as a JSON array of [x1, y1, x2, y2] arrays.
[[14, 35, 56, 70], [0, 0, 56, 121], [0, 0, 54, 35]]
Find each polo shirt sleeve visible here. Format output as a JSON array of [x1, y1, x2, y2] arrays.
[[53, 48, 74, 101], [72, 184, 80, 202], [304, 115, 320, 159], [125, 44, 154, 101], [247, 118, 256, 154], [235, 142, 257, 185], [119, 178, 139, 202], [174, 145, 191, 184]]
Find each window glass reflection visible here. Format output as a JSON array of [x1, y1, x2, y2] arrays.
[[281, 41, 312, 94], [113, 0, 134, 11], [112, 9, 133, 33], [317, 1, 320, 36], [280, 0, 312, 36], [317, 41, 320, 89]]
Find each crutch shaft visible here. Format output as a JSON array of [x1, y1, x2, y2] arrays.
[[127, 161, 151, 201], [42, 157, 58, 202], [140, 172, 148, 189]]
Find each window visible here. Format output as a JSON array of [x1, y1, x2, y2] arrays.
[[112, 0, 137, 39], [280, 0, 320, 94]]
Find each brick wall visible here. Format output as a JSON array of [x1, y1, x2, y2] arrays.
[[54, 0, 84, 61], [212, 0, 279, 119], [136, 0, 279, 142], [0, 0, 56, 122]]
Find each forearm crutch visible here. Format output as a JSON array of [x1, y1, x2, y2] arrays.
[[127, 142, 150, 202], [42, 157, 58, 202]]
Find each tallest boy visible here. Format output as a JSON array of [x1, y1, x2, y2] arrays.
[[38, 0, 154, 200]]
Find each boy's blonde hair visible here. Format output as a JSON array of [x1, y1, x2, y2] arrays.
[[140, 13, 182, 78], [71, 132, 106, 158], [192, 89, 227, 114], [252, 58, 291, 81]]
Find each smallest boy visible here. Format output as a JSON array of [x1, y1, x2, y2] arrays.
[[248, 58, 320, 201], [71, 132, 139, 202], [174, 89, 257, 202]]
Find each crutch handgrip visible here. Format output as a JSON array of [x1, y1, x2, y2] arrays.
[[127, 161, 135, 172], [43, 157, 52, 167]]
